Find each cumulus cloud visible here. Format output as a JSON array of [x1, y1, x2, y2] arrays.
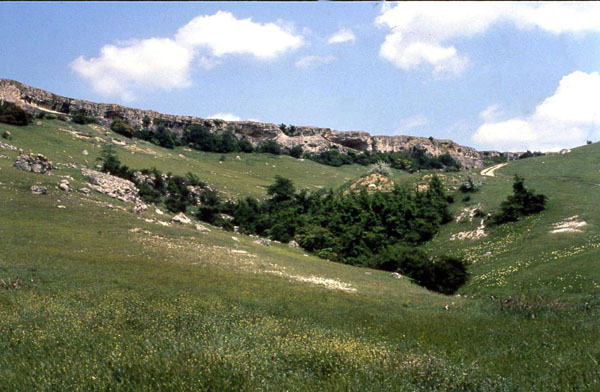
[[472, 71, 600, 151], [295, 55, 336, 68], [376, 2, 600, 75], [71, 11, 304, 100], [208, 112, 241, 121], [395, 114, 428, 134], [328, 28, 356, 44]]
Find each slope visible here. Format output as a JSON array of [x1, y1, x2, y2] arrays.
[[0, 119, 599, 390]]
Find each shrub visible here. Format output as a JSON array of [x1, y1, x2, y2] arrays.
[[373, 245, 470, 294], [154, 125, 176, 149], [257, 140, 281, 155], [459, 176, 478, 193], [45, 113, 57, 120], [492, 175, 547, 224], [238, 139, 254, 153], [0, 102, 31, 126], [2, 131, 12, 140], [368, 161, 392, 177], [289, 145, 303, 159], [71, 112, 97, 125], [57, 114, 67, 121], [110, 120, 135, 138]]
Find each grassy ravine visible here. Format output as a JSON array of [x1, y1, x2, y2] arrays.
[[0, 119, 598, 391]]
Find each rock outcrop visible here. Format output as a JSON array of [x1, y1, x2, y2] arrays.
[[14, 153, 54, 173], [1, 78, 499, 168], [82, 168, 139, 203]]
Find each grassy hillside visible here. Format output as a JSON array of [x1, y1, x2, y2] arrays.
[[0, 119, 599, 390]]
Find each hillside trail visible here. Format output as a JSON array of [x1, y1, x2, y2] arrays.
[[481, 162, 509, 177]]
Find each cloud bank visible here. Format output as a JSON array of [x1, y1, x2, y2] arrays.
[[71, 11, 304, 100], [376, 2, 600, 76], [473, 71, 600, 151]]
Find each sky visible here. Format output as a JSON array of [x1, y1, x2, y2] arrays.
[[1, 1, 600, 152]]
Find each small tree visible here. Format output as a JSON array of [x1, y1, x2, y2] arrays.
[[492, 175, 546, 224], [368, 161, 392, 177], [459, 176, 478, 193], [0, 102, 31, 126], [289, 145, 303, 159]]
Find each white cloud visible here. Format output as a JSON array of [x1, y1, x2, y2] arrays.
[[70, 38, 193, 101], [395, 114, 428, 134], [72, 11, 304, 100], [208, 112, 241, 121], [328, 28, 356, 44], [376, 2, 600, 75], [295, 55, 336, 68], [479, 104, 504, 122], [473, 71, 600, 151], [176, 11, 303, 59]]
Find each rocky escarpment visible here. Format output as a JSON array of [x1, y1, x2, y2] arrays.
[[1, 78, 497, 168]]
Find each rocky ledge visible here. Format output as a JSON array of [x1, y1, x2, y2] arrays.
[[1, 78, 497, 168]]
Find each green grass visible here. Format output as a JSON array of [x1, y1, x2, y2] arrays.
[[0, 120, 599, 390]]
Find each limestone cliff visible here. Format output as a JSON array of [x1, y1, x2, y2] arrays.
[[1, 78, 501, 168]]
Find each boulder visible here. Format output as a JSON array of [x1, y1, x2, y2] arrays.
[[288, 240, 299, 248], [58, 180, 70, 192], [14, 153, 54, 173], [195, 224, 210, 232], [171, 212, 191, 224], [390, 272, 402, 279], [79, 187, 90, 195], [30, 185, 47, 195]]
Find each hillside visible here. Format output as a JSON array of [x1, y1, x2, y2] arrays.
[[1, 78, 492, 169], [1, 117, 599, 390]]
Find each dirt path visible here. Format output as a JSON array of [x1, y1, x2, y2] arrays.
[[481, 162, 508, 177]]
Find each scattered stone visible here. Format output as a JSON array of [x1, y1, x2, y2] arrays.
[[235, 155, 241, 161], [132, 202, 148, 215], [364, 272, 372, 275], [390, 272, 402, 279], [57, 205, 66, 209], [253, 238, 272, 246], [288, 240, 299, 248], [105, 204, 114, 210], [30, 185, 47, 195], [550, 216, 587, 234], [195, 224, 210, 232], [171, 212, 191, 224], [63, 162, 78, 169], [13, 153, 54, 173], [82, 168, 139, 203], [133, 171, 154, 187], [82, 149, 88, 156], [232, 236, 239, 242], [155, 208, 163, 215], [0, 141, 17, 151], [234, 225, 240, 233], [157, 221, 170, 227], [58, 180, 70, 192], [79, 187, 91, 195]]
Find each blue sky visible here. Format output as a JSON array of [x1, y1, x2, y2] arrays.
[[1, 2, 600, 151]]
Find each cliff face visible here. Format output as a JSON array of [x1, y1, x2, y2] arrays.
[[1, 78, 492, 168]]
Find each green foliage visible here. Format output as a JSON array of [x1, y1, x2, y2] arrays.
[[257, 140, 281, 155], [519, 150, 544, 159], [289, 145, 303, 159], [155, 125, 177, 149], [195, 175, 459, 293], [459, 176, 478, 193], [110, 120, 135, 138], [2, 130, 12, 140], [368, 161, 392, 177], [0, 101, 31, 126], [238, 139, 254, 153], [372, 245, 469, 294], [71, 112, 97, 125], [492, 175, 547, 225]]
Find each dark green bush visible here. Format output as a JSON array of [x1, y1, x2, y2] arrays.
[[110, 120, 135, 138], [459, 176, 478, 193], [71, 112, 97, 125], [0, 102, 31, 126], [257, 140, 281, 155], [289, 145, 303, 159], [492, 175, 547, 224]]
